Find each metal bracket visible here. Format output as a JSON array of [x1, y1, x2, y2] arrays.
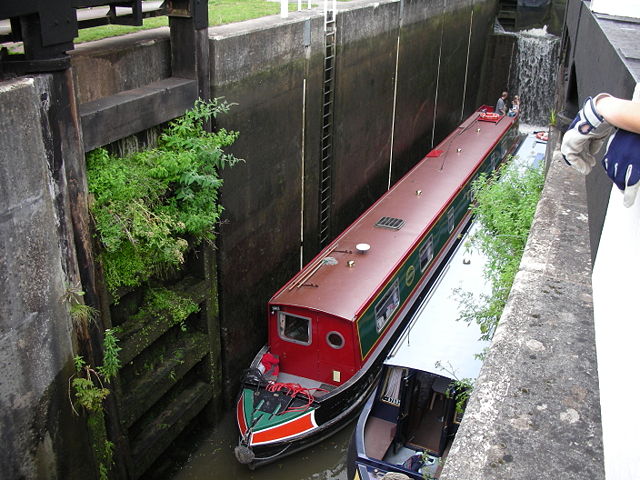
[[163, 0, 207, 29], [107, 1, 144, 26]]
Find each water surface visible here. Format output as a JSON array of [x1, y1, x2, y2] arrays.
[[172, 411, 351, 480]]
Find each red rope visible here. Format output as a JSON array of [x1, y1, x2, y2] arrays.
[[265, 382, 329, 413]]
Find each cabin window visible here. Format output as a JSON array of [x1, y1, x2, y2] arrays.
[[419, 236, 434, 272], [374, 279, 400, 333], [447, 210, 455, 233], [326, 331, 345, 349], [278, 312, 311, 345]]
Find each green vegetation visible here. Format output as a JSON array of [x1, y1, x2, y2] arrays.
[[435, 360, 474, 415], [131, 287, 200, 332], [75, 0, 304, 43], [71, 356, 110, 413], [61, 282, 100, 323], [70, 329, 122, 480], [87, 98, 240, 298], [455, 160, 545, 341], [447, 378, 474, 415], [71, 329, 121, 413]]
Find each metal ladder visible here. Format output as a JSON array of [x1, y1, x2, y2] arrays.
[[319, 1, 337, 247]]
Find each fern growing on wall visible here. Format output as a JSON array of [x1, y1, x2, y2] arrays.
[[86, 98, 241, 298]]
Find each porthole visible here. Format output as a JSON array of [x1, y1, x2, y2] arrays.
[[326, 331, 345, 349]]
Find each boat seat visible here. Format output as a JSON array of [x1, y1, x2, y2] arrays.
[[364, 416, 397, 460]]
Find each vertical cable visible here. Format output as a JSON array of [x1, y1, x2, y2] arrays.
[[388, 34, 401, 190], [300, 78, 307, 269], [461, 9, 474, 122], [431, 11, 445, 148]]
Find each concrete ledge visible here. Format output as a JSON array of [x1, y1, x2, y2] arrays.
[[79, 76, 197, 151], [440, 140, 604, 479]]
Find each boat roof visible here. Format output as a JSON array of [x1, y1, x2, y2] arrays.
[[385, 132, 547, 380], [270, 110, 517, 321]]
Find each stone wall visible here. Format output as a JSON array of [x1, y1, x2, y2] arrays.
[[0, 77, 94, 479]]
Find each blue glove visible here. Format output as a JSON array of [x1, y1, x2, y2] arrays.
[[602, 128, 640, 207], [561, 94, 614, 174]]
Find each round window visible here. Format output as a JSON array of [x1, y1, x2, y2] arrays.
[[326, 331, 345, 349]]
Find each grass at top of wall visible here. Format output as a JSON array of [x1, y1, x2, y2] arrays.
[[75, 0, 327, 44]]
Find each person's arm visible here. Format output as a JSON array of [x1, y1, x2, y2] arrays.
[[559, 93, 640, 207], [594, 95, 640, 134]]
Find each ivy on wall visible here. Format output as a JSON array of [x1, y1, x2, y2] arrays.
[[86, 98, 242, 298]]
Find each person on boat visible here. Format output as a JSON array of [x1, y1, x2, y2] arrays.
[[560, 93, 640, 207], [508, 95, 520, 117], [495, 91, 509, 115]]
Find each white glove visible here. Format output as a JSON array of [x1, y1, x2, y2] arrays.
[[561, 94, 615, 175]]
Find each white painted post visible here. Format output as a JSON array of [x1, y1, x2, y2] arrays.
[[298, 0, 302, 11], [281, 0, 287, 18]]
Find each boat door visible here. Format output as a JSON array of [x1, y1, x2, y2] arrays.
[[317, 316, 356, 386], [273, 307, 319, 380]]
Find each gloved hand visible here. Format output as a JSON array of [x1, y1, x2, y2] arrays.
[[561, 94, 615, 175], [602, 128, 640, 207]]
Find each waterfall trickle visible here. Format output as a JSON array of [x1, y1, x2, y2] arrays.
[[511, 26, 560, 128]]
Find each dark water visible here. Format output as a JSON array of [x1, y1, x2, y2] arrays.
[[171, 411, 351, 480]]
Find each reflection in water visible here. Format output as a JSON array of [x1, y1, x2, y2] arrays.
[[172, 411, 351, 480]]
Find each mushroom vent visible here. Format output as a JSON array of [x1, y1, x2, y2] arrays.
[[356, 243, 370, 253]]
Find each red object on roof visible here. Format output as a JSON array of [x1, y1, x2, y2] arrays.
[[426, 149, 444, 157]]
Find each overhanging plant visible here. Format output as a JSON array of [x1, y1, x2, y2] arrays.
[[87, 98, 242, 298]]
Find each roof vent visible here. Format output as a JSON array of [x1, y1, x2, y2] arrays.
[[375, 216, 405, 230]]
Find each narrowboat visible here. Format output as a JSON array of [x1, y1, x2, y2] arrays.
[[347, 223, 489, 480], [234, 107, 519, 468]]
